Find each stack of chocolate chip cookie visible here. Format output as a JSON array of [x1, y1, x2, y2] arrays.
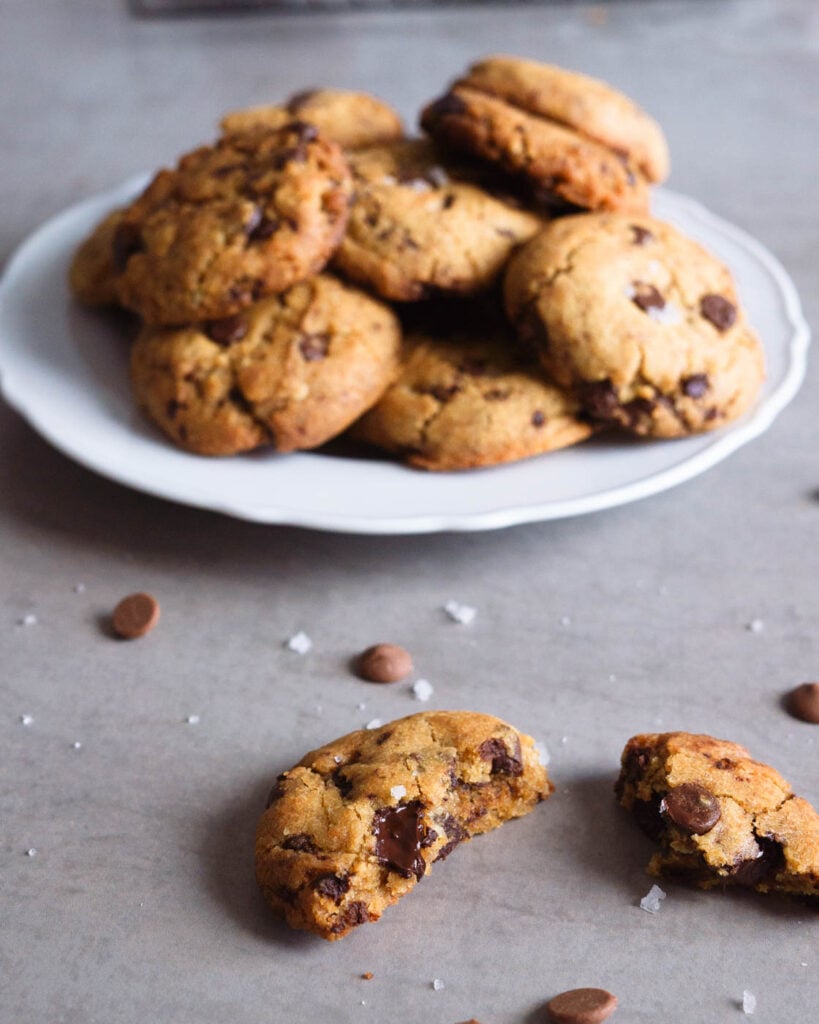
[[69, 57, 765, 468]]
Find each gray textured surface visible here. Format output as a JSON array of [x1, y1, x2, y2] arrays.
[[1, 1, 817, 1021]]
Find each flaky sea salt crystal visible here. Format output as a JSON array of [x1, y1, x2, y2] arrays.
[[18, 614, 37, 627], [533, 741, 550, 767], [746, 618, 764, 634], [285, 631, 312, 654], [73, 583, 86, 594], [443, 600, 476, 625], [20, 714, 34, 726], [647, 302, 682, 325], [72, 741, 82, 750], [412, 678, 434, 702], [25, 848, 37, 857], [742, 990, 757, 1015], [365, 718, 383, 730], [186, 714, 200, 725], [432, 979, 445, 991], [639, 884, 667, 914], [390, 785, 407, 800], [559, 615, 571, 627]]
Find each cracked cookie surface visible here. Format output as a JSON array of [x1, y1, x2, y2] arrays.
[[504, 213, 765, 437], [220, 88, 403, 151], [113, 123, 353, 326], [333, 138, 542, 301], [130, 274, 401, 455], [616, 732, 818, 900], [255, 710, 553, 939], [420, 56, 666, 213], [350, 300, 593, 470]]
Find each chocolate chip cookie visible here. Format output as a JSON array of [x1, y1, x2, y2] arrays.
[[616, 732, 818, 900], [113, 123, 353, 326], [333, 138, 542, 301], [130, 274, 401, 455], [504, 213, 765, 437], [221, 88, 404, 151], [255, 710, 553, 939], [350, 301, 594, 470], [421, 56, 668, 213]]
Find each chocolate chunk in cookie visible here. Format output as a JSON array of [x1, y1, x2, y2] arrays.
[[616, 732, 819, 900], [255, 711, 553, 939]]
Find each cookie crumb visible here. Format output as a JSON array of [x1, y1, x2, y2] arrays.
[[285, 631, 312, 654], [639, 883, 667, 914], [365, 718, 383, 730], [742, 990, 756, 1015], [390, 784, 407, 800], [112, 593, 159, 639], [20, 714, 34, 726], [432, 978, 445, 991], [411, 678, 434, 702], [746, 618, 764, 634], [443, 600, 476, 625], [361, 972, 374, 980]]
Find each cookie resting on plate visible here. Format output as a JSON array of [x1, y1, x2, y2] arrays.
[[421, 55, 668, 213], [616, 731, 818, 900], [130, 274, 401, 455], [504, 212, 765, 437], [255, 710, 553, 939], [112, 123, 353, 326]]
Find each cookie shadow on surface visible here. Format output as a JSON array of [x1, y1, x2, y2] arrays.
[[197, 774, 317, 949]]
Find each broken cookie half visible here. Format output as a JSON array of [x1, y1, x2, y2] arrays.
[[616, 731, 818, 900], [255, 710, 553, 939]]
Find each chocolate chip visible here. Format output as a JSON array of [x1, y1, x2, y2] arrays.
[[546, 987, 618, 1024], [313, 874, 350, 902], [166, 398, 185, 419], [356, 643, 413, 683], [282, 833, 317, 853], [630, 280, 665, 313], [682, 373, 709, 398], [425, 384, 460, 403], [299, 332, 330, 361], [478, 736, 523, 776], [206, 314, 248, 345], [714, 758, 735, 770], [531, 410, 546, 427], [433, 815, 467, 862], [484, 388, 509, 401], [459, 358, 488, 376], [732, 835, 785, 887], [287, 120, 319, 143], [331, 767, 353, 798], [111, 592, 160, 640], [112, 222, 144, 272], [372, 801, 426, 880], [286, 89, 318, 114], [426, 92, 468, 119], [661, 782, 721, 835], [330, 901, 370, 933], [630, 224, 654, 246], [265, 773, 288, 807], [700, 293, 737, 332], [631, 795, 665, 841], [623, 396, 656, 427], [578, 379, 620, 421], [785, 682, 819, 723], [442, 193, 456, 209]]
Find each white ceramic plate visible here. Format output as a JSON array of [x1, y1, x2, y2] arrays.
[[0, 176, 810, 534]]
